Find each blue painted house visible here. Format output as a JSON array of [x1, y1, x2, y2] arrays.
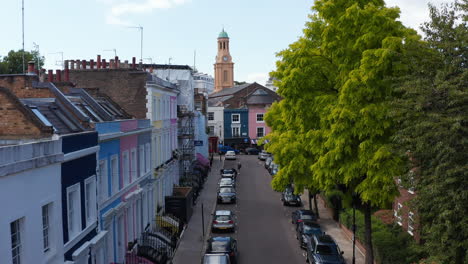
[[223, 108, 249, 148]]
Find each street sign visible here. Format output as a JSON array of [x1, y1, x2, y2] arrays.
[[194, 140, 203, 146]]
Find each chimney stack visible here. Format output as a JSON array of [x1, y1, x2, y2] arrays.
[[82, 60, 87, 70], [48, 70, 53, 82], [56, 70, 62, 82], [90, 59, 95, 69], [132, 57, 136, 69], [97, 55, 102, 69], [27, 61, 35, 75], [115, 56, 119, 68]]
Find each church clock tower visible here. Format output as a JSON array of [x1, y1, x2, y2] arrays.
[[214, 29, 234, 92]]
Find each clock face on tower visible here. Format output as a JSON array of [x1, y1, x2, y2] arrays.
[[223, 56, 228, 62]]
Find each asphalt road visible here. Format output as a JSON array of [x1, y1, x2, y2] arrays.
[[212, 154, 306, 264]]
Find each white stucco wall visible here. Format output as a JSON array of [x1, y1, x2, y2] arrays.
[[207, 106, 224, 141], [0, 163, 64, 264]]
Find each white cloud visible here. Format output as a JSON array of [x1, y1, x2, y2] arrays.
[[103, 0, 191, 25], [246, 72, 269, 86]]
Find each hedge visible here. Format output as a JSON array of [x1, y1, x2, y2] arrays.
[[340, 209, 425, 264]]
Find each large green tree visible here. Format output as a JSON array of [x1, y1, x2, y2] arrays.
[[392, 1, 467, 263], [265, 1, 420, 263], [0, 49, 44, 74]]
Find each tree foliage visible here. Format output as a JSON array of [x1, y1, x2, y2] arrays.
[[0, 49, 44, 74], [265, 1, 421, 263], [391, 1, 468, 263]]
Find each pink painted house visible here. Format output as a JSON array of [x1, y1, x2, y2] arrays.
[[248, 106, 272, 143]]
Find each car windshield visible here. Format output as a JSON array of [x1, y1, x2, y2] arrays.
[[215, 215, 231, 221], [316, 245, 339, 255], [209, 241, 229, 252], [303, 225, 321, 235], [222, 169, 234, 174], [203, 255, 229, 264], [220, 179, 233, 183], [219, 188, 234, 193], [226, 151, 235, 155]]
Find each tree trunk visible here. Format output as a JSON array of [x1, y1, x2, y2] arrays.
[[308, 190, 313, 211], [364, 202, 374, 264], [313, 194, 320, 218]]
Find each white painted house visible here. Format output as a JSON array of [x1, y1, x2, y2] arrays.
[[207, 105, 225, 142], [0, 139, 65, 264]]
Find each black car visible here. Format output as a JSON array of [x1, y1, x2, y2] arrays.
[[305, 234, 345, 264], [291, 209, 317, 225], [206, 236, 238, 264], [245, 147, 260, 155], [282, 192, 302, 206], [217, 187, 236, 204], [296, 221, 323, 248]]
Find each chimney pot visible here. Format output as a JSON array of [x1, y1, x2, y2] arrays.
[[65, 68, 70, 82], [90, 59, 95, 69], [70, 60, 75, 70], [64, 60, 69, 70], [48, 70, 53, 82], [132, 57, 136, 69], [102, 59, 107, 69], [76, 60, 80, 70], [110, 59, 115, 69], [56, 70, 62, 82], [97, 55, 102, 69], [27, 61, 35, 75], [82, 60, 86, 70]]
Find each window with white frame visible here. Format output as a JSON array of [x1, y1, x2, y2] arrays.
[[231, 114, 240, 123], [42, 203, 52, 252], [256, 113, 264, 122], [145, 143, 151, 173], [131, 148, 137, 180], [111, 156, 119, 194], [139, 146, 145, 177], [122, 151, 130, 186], [85, 176, 97, 227], [208, 126, 215, 136], [11, 218, 23, 264], [152, 97, 157, 121], [257, 127, 265, 138], [208, 112, 214, 121], [395, 203, 403, 226], [99, 160, 108, 201], [408, 211, 415, 235], [232, 127, 240, 137], [67, 183, 81, 239]]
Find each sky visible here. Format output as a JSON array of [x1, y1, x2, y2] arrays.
[[0, 0, 449, 85]]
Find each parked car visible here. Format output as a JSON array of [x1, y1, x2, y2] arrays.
[[258, 150, 271, 160], [305, 234, 345, 264], [202, 253, 231, 264], [271, 164, 279, 176], [296, 221, 323, 248], [281, 192, 302, 206], [225, 150, 237, 160], [219, 178, 235, 188], [245, 147, 260, 155], [268, 161, 276, 173], [212, 210, 235, 232], [206, 237, 238, 264], [220, 168, 237, 179], [291, 209, 317, 225], [219, 145, 239, 155], [217, 187, 237, 204], [264, 156, 273, 169]]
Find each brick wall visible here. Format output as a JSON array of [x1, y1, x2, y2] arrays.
[[68, 69, 149, 119], [0, 75, 55, 98], [0, 87, 52, 139]]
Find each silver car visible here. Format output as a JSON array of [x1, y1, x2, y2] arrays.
[[219, 178, 235, 188], [258, 150, 271, 160], [212, 210, 235, 232]]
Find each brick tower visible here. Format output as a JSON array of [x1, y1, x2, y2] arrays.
[[214, 29, 234, 92]]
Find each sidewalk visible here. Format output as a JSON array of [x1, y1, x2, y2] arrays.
[[172, 155, 222, 264], [301, 194, 365, 264]]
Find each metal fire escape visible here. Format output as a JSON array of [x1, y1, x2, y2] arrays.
[[177, 105, 195, 187]]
